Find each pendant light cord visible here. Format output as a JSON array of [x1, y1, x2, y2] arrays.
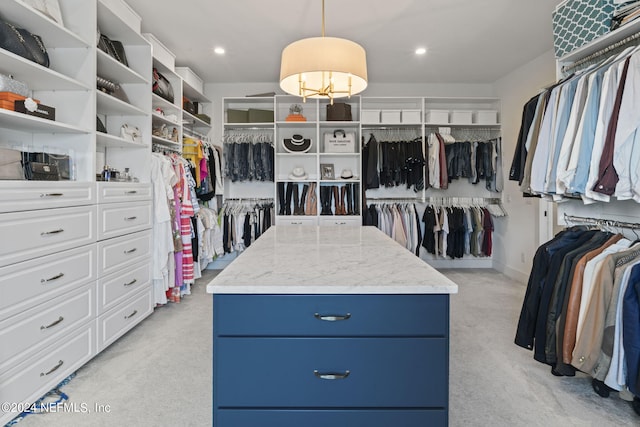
[[321, 0, 325, 37]]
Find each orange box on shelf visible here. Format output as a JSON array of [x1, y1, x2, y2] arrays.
[[0, 100, 15, 111], [0, 92, 40, 103]]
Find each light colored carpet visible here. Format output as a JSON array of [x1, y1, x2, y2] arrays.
[[10, 269, 637, 426]]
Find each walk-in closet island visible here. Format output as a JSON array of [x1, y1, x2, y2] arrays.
[[207, 225, 458, 427]]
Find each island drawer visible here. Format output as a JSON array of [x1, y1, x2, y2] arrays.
[[215, 337, 447, 408], [214, 294, 448, 337], [216, 409, 446, 427]]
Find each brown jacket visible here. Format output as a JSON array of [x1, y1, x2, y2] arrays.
[[562, 234, 622, 363]]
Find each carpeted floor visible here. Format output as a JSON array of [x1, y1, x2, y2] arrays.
[[10, 269, 637, 427]]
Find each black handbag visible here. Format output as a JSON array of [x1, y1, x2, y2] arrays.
[[183, 97, 196, 115], [97, 31, 128, 67], [97, 116, 107, 133], [152, 68, 174, 103], [326, 103, 352, 121], [0, 20, 49, 67]]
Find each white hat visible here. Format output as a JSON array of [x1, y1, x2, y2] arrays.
[[289, 167, 308, 180], [340, 169, 354, 179]]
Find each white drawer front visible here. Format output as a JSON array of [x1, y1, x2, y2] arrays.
[[0, 245, 96, 321], [97, 201, 151, 241], [98, 261, 151, 313], [275, 218, 318, 226], [0, 206, 96, 268], [97, 182, 151, 203], [0, 324, 95, 424], [97, 230, 151, 277], [0, 284, 94, 375], [0, 182, 95, 214], [97, 288, 153, 352], [319, 217, 362, 227]]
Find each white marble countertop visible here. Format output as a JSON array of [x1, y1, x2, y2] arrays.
[[206, 226, 459, 295]]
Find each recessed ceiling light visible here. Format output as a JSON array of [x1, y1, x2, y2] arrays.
[[214, 47, 225, 55], [415, 47, 427, 55]]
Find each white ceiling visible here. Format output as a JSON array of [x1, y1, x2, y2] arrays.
[[125, 0, 563, 85]]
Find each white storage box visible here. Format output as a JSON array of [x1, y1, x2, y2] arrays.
[[101, 0, 141, 33], [176, 67, 205, 96], [143, 33, 176, 71], [474, 110, 498, 125], [361, 110, 381, 124], [425, 110, 449, 124], [381, 109, 401, 124], [450, 110, 473, 125], [402, 109, 421, 124]]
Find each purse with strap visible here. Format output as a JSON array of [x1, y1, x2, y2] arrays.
[[153, 68, 174, 103], [0, 20, 49, 67]]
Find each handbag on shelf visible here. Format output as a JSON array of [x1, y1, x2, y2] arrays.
[[38, 152, 71, 180], [97, 30, 128, 66], [183, 96, 196, 115], [96, 76, 117, 94], [97, 116, 107, 133], [0, 20, 49, 67], [0, 74, 29, 97], [120, 124, 143, 144], [326, 102, 352, 121], [323, 129, 356, 153], [152, 68, 174, 103], [23, 0, 65, 26], [0, 148, 25, 180]]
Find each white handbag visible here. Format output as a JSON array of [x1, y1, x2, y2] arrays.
[[120, 124, 142, 144], [323, 129, 356, 153]]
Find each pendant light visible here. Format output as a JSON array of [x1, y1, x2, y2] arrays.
[[279, 0, 368, 103]]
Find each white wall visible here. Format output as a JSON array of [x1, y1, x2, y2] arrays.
[[492, 49, 557, 283]]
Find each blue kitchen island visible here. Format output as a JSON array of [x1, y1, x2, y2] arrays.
[[207, 226, 458, 427]]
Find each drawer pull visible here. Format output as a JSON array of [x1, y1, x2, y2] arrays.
[[314, 313, 351, 322], [40, 316, 64, 330], [336, 222, 347, 225], [314, 370, 350, 380], [41, 272, 65, 283], [40, 193, 64, 198], [124, 248, 137, 254], [41, 229, 64, 236], [124, 278, 137, 287], [125, 191, 138, 194], [40, 360, 64, 377], [124, 310, 138, 319], [124, 216, 138, 221]]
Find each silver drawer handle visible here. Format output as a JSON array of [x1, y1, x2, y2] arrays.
[[40, 316, 64, 330], [336, 222, 347, 225], [124, 310, 138, 319], [41, 272, 65, 283], [124, 278, 137, 287], [314, 313, 351, 322], [40, 360, 64, 377], [41, 229, 64, 236], [124, 216, 138, 221], [125, 191, 138, 194], [124, 248, 137, 254], [40, 193, 64, 198], [314, 370, 350, 380]]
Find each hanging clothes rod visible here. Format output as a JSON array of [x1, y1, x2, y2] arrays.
[[152, 143, 180, 153], [224, 197, 274, 202], [564, 214, 640, 230], [562, 30, 640, 74], [367, 197, 422, 203]]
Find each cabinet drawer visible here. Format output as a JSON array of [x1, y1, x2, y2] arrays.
[[98, 261, 150, 312], [214, 294, 449, 337], [275, 217, 318, 226], [0, 182, 95, 213], [215, 337, 447, 408], [0, 205, 96, 268], [97, 182, 151, 203], [97, 230, 151, 277], [97, 201, 151, 240], [97, 288, 153, 352], [0, 323, 94, 424], [0, 244, 96, 321], [0, 284, 94, 375], [216, 410, 446, 427], [319, 217, 361, 227]]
